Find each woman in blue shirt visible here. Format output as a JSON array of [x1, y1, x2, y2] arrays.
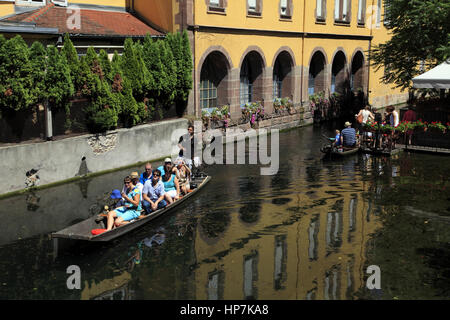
[[106, 176, 142, 231], [162, 170, 180, 204]]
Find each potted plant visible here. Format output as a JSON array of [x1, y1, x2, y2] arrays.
[[219, 105, 231, 129], [309, 92, 331, 123], [201, 110, 210, 130]]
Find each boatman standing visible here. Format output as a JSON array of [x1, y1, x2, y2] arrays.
[[178, 125, 201, 170]]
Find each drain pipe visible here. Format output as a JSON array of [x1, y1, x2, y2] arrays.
[[300, 0, 307, 107], [367, 0, 374, 107], [192, 1, 197, 118]]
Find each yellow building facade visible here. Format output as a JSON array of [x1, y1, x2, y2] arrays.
[[135, 0, 408, 118]]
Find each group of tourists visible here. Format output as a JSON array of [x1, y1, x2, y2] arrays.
[[103, 125, 198, 231], [331, 104, 407, 151], [355, 104, 417, 149]]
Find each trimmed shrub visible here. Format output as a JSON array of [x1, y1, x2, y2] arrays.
[[0, 36, 35, 112], [121, 38, 152, 102]]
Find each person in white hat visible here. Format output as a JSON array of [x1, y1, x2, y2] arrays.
[[341, 121, 357, 147], [157, 158, 175, 177]]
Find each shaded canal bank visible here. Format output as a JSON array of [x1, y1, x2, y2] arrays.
[[0, 124, 449, 299]]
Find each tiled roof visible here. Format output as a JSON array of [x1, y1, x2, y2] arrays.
[[1, 3, 163, 37]]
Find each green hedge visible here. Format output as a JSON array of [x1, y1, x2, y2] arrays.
[[0, 31, 193, 134]]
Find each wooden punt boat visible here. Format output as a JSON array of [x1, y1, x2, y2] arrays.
[[320, 144, 360, 157], [51, 175, 211, 242]]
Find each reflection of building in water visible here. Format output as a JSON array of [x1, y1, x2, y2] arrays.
[[81, 272, 133, 300], [348, 196, 357, 243], [324, 265, 341, 300], [207, 270, 225, 300], [308, 215, 320, 261], [274, 235, 287, 290], [193, 171, 381, 300], [243, 251, 258, 300]]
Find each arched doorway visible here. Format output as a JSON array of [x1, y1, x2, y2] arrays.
[[308, 51, 327, 96], [199, 51, 231, 111], [273, 51, 294, 100], [240, 51, 265, 106], [331, 51, 348, 94], [351, 51, 365, 92]]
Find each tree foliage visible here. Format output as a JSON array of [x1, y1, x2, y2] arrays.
[[44, 45, 74, 109], [0, 36, 35, 111], [0, 31, 193, 135], [121, 38, 152, 101], [371, 0, 450, 90], [166, 31, 193, 108]]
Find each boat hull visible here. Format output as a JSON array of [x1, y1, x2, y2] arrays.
[[51, 175, 211, 242]]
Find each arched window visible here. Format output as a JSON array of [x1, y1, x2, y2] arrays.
[[240, 58, 252, 105]]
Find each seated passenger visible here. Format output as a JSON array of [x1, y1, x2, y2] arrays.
[[106, 176, 142, 231], [333, 130, 341, 148], [162, 168, 180, 204], [157, 158, 175, 177], [142, 169, 167, 214], [175, 159, 191, 195], [130, 171, 144, 194], [341, 121, 357, 148], [139, 163, 153, 185]]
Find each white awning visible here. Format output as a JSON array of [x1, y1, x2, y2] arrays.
[[412, 59, 450, 89]]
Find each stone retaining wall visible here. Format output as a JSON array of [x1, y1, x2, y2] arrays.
[[0, 118, 189, 197]]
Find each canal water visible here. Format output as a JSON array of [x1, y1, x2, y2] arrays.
[[0, 124, 449, 300]]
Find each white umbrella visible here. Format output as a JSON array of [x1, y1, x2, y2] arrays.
[[412, 59, 450, 89]]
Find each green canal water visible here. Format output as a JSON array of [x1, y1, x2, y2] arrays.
[[0, 124, 449, 300]]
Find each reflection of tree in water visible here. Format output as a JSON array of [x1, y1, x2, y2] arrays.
[[270, 166, 292, 195], [239, 200, 261, 224], [26, 192, 40, 211], [355, 206, 450, 299], [200, 209, 231, 238], [199, 190, 232, 238], [76, 177, 92, 199], [0, 235, 80, 299], [238, 176, 262, 224], [305, 164, 321, 184]]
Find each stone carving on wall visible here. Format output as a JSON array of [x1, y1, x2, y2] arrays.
[[87, 133, 118, 155]]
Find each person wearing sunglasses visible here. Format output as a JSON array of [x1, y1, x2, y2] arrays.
[[142, 169, 167, 214], [106, 176, 142, 231]]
